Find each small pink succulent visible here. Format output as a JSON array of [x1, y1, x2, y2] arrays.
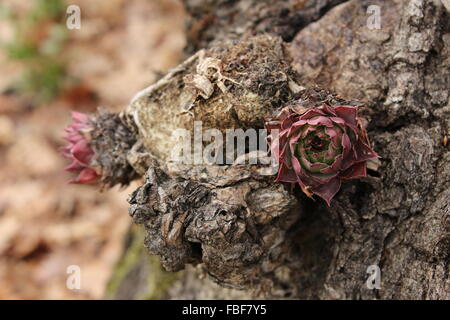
[[266, 104, 379, 206], [61, 112, 100, 184]]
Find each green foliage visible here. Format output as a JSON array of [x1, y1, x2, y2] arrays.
[[0, 0, 68, 103], [33, 0, 66, 20], [18, 61, 66, 102]]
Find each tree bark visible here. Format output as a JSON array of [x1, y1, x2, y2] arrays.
[[108, 0, 449, 299]]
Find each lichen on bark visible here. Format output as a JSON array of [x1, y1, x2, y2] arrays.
[[126, 34, 300, 162]]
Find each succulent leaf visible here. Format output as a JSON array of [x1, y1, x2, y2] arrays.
[[61, 112, 100, 184], [265, 104, 379, 206]]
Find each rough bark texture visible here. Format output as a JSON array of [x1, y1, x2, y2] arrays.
[[108, 0, 449, 299], [128, 165, 300, 294], [287, 0, 449, 299]]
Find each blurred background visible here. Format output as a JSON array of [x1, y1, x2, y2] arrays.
[[0, 0, 186, 299]]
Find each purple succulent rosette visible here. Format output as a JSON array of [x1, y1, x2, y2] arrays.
[[61, 112, 100, 184], [265, 104, 379, 206]]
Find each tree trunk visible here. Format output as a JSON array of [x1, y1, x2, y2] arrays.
[[108, 0, 449, 299]]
